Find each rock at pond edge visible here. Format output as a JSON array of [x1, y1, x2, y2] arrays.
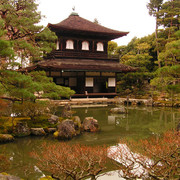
[[31, 128, 46, 136], [48, 114, 59, 124], [110, 107, 127, 114], [0, 134, 14, 143], [57, 119, 76, 140], [13, 122, 31, 137], [0, 173, 21, 180], [82, 117, 99, 132]]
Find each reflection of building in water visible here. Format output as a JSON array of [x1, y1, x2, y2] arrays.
[[85, 108, 88, 114], [108, 114, 127, 125], [108, 116, 115, 125]]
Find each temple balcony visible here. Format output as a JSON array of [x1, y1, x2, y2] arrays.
[[46, 50, 119, 61]]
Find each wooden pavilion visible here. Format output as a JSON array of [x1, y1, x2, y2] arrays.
[[24, 12, 136, 97]]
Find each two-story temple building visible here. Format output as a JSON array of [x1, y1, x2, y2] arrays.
[[24, 12, 136, 97]]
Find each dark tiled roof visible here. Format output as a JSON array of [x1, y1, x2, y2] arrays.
[[21, 59, 136, 73], [48, 14, 128, 40]]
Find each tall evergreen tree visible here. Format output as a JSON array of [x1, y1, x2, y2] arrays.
[[120, 36, 153, 72], [158, 0, 180, 38], [158, 30, 180, 66], [0, 70, 75, 102], [157, 0, 180, 66], [147, 0, 163, 68], [0, 0, 57, 68], [0, 19, 14, 69], [108, 41, 118, 55]]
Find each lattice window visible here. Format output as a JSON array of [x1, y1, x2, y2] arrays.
[[85, 77, 94, 87], [82, 41, 89, 50], [66, 40, 74, 49], [97, 42, 104, 51], [108, 78, 116, 87]]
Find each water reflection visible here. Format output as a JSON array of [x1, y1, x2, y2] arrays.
[[0, 105, 179, 179], [108, 143, 153, 179], [72, 105, 179, 143]]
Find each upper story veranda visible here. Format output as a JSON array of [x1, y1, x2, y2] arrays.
[[47, 12, 128, 61]]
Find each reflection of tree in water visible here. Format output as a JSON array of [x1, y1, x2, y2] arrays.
[[115, 115, 126, 126], [108, 107, 179, 139], [148, 108, 179, 134], [0, 106, 179, 179], [88, 106, 179, 138], [1, 137, 51, 179], [12, 139, 40, 179], [114, 113, 129, 131], [84, 132, 98, 141]]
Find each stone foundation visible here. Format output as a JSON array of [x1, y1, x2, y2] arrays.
[[51, 97, 179, 107]]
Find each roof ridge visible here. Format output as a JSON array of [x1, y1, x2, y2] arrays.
[[48, 14, 129, 40]]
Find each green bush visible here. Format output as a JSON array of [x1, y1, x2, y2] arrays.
[[117, 72, 154, 96], [0, 116, 57, 133], [23, 116, 57, 128]]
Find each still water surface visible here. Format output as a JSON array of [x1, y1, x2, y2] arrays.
[[0, 105, 179, 179]]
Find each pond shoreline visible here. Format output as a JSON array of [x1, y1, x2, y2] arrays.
[[1, 97, 179, 143], [51, 97, 180, 107], [1, 105, 179, 179]]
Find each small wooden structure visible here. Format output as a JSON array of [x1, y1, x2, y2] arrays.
[[24, 12, 136, 97]]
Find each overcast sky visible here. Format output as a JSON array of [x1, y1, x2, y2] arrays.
[[37, 0, 156, 46]]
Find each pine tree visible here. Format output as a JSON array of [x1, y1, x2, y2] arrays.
[[0, 0, 57, 68], [0, 70, 75, 102], [157, 0, 180, 66], [158, 0, 180, 39], [0, 19, 14, 69], [147, 0, 163, 68]]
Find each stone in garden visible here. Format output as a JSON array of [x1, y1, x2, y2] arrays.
[[48, 115, 59, 124], [145, 98, 153, 106], [0, 134, 14, 143], [57, 119, 76, 139], [73, 116, 82, 135], [61, 104, 73, 118], [82, 117, 99, 132], [13, 122, 31, 137], [0, 173, 21, 180], [110, 107, 127, 114], [44, 128, 57, 134], [73, 116, 82, 130], [31, 128, 46, 136]]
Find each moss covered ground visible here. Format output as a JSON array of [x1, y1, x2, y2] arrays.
[[0, 116, 58, 134]]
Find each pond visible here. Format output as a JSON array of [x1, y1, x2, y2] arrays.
[[0, 105, 179, 179]]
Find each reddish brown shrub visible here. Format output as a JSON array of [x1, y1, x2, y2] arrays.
[[31, 143, 107, 180]]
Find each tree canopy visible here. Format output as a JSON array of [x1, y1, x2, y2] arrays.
[[112, 0, 180, 98], [0, 70, 75, 102], [0, 0, 57, 68]]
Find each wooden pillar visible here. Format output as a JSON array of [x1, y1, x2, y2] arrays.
[[77, 40, 79, 51], [60, 39, 63, 50], [115, 72, 117, 93], [92, 41, 95, 52]]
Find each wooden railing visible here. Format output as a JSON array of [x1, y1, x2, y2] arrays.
[[46, 50, 119, 61]]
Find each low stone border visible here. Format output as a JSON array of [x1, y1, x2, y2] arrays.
[[0, 173, 21, 180], [31, 128, 46, 136], [51, 98, 180, 107], [0, 134, 14, 143]]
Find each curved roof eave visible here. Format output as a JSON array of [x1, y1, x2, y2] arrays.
[[47, 14, 129, 40]]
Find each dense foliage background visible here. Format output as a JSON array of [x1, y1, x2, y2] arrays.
[[0, 0, 179, 102], [108, 0, 180, 100]]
